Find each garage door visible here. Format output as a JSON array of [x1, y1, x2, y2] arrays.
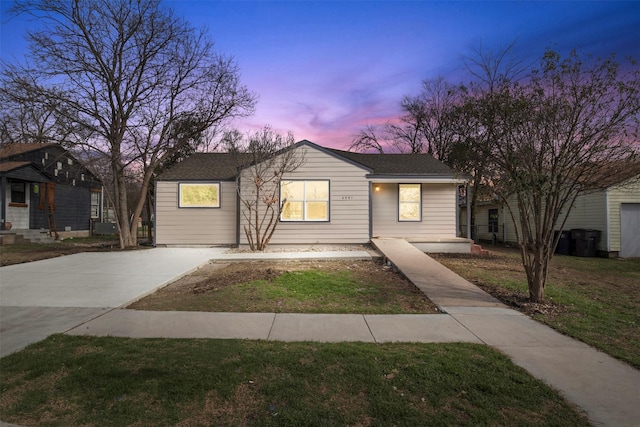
[[620, 204, 640, 258]]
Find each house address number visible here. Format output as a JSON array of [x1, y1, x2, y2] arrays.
[[340, 196, 353, 200]]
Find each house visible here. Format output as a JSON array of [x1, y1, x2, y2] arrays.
[[460, 175, 640, 257], [0, 143, 103, 240], [154, 140, 471, 252]]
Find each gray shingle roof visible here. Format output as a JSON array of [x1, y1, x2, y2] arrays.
[[156, 140, 459, 181], [156, 153, 248, 181], [325, 147, 455, 176]]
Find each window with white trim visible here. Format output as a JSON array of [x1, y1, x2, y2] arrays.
[[398, 184, 421, 221], [281, 180, 329, 221], [179, 182, 220, 208]]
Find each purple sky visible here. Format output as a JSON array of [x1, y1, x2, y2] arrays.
[[1, 1, 639, 149]]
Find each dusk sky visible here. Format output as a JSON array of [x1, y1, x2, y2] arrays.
[[1, 1, 639, 149]]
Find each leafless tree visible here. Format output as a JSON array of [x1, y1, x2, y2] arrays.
[[225, 126, 305, 251], [5, 0, 256, 247], [480, 49, 640, 302]]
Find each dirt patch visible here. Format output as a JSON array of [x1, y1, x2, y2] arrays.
[[129, 259, 438, 314]]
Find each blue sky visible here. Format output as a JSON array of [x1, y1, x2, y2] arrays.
[[1, 1, 639, 149]]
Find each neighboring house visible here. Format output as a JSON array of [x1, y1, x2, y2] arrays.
[[458, 200, 505, 243], [460, 176, 640, 257], [0, 143, 103, 238], [155, 140, 471, 252]]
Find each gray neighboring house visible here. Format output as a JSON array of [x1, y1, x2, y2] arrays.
[[155, 140, 471, 252]]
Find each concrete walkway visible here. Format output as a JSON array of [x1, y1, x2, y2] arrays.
[[2, 243, 640, 426], [372, 238, 640, 427]]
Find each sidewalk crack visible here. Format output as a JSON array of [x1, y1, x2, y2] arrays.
[[266, 313, 277, 341], [362, 315, 377, 343]]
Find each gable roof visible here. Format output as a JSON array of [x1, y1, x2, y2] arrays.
[[0, 143, 63, 159], [156, 140, 461, 181]]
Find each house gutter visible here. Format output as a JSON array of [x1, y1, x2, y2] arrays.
[[605, 189, 611, 253], [236, 176, 241, 246], [0, 175, 6, 230], [466, 183, 471, 240], [153, 181, 157, 247], [368, 181, 373, 239]]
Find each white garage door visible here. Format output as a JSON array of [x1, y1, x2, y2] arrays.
[[620, 204, 640, 258]]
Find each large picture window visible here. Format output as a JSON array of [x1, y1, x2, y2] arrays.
[[281, 180, 329, 221], [398, 184, 421, 221], [179, 182, 220, 208]]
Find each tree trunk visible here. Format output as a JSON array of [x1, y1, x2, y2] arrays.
[[521, 242, 552, 303]]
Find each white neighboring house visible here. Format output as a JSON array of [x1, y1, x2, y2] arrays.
[[154, 140, 471, 253], [460, 175, 640, 258]]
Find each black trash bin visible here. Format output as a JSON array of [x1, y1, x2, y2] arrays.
[[554, 230, 571, 255], [571, 229, 601, 257]]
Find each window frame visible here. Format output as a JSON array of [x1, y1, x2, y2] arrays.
[[280, 179, 330, 222], [488, 208, 499, 233], [398, 183, 422, 222], [90, 191, 101, 219], [10, 182, 26, 204], [178, 182, 221, 208]]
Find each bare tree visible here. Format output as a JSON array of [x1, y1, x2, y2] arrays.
[[349, 124, 385, 153], [5, 0, 256, 247], [0, 73, 86, 145], [225, 126, 305, 251], [482, 49, 640, 302]]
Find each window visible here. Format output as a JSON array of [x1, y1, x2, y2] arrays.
[[179, 182, 220, 208], [488, 208, 499, 233], [10, 182, 26, 204], [91, 191, 101, 218], [398, 184, 421, 221], [281, 180, 329, 221]]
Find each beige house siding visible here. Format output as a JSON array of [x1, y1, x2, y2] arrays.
[[503, 192, 606, 246], [155, 180, 237, 245], [607, 178, 640, 253], [372, 183, 457, 239], [238, 145, 371, 245]]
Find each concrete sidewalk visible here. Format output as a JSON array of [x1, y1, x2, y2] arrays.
[[0, 247, 372, 357], [3, 243, 640, 426], [67, 310, 482, 343]]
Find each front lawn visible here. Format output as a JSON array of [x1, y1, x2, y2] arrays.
[[0, 335, 590, 426], [129, 260, 438, 314], [433, 247, 640, 368]]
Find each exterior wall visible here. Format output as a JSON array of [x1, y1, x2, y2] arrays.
[[503, 191, 609, 252], [52, 185, 93, 231], [239, 145, 371, 245], [372, 183, 458, 239], [607, 178, 640, 253], [459, 203, 505, 242], [155, 180, 237, 245]]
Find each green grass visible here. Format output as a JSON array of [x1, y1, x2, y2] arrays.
[[0, 335, 590, 426], [434, 248, 640, 368], [130, 262, 437, 314]]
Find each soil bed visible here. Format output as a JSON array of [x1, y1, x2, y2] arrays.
[[129, 259, 439, 314]]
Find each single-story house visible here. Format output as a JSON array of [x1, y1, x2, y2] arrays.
[[155, 140, 471, 252], [459, 175, 640, 257], [0, 143, 103, 239]]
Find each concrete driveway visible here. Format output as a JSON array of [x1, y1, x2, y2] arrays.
[[0, 247, 226, 357]]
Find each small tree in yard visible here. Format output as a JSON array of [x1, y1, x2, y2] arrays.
[[479, 49, 640, 302], [224, 126, 305, 251]]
